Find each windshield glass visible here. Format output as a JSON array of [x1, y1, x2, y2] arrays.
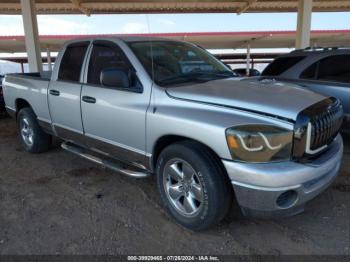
[[127, 40, 235, 87]]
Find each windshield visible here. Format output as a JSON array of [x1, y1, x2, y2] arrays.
[[127, 40, 236, 87]]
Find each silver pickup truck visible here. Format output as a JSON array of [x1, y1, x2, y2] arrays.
[[3, 37, 344, 230]]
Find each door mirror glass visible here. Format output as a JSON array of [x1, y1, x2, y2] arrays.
[[100, 68, 130, 88]]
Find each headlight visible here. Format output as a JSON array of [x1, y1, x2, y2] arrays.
[[225, 125, 293, 163]]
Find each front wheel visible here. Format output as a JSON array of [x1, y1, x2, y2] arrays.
[[17, 107, 51, 153], [156, 141, 232, 231]]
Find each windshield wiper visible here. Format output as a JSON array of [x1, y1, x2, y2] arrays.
[[209, 71, 236, 77], [158, 73, 210, 86], [158, 71, 235, 86]]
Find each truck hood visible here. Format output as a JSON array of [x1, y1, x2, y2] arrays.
[[166, 78, 327, 121]]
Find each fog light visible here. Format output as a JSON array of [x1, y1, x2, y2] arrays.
[[276, 190, 298, 209]]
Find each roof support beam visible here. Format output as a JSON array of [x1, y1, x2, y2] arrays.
[[246, 44, 251, 76], [237, 0, 258, 15], [296, 0, 313, 49], [46, 46, 52, 71], [20, 0, 42, 72], [70, 0, 90, 16]]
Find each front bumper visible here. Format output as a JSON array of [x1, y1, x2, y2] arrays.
[[222, 134, 343, 218]]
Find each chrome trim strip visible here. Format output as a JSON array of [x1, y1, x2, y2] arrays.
[[37, 117, 51, 123], [54, 123, 84, 135], [231, 181, 300, 192], [85, 133, 145, 156]]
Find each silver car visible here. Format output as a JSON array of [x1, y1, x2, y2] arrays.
[[3, 37, 344, 230], [261, 47, 350, 132]]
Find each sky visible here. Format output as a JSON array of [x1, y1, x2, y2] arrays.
[[0, 12, 349, 36], [0, 12, 349, 73]]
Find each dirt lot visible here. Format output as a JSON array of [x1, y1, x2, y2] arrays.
[[0, 116, 349, 255]]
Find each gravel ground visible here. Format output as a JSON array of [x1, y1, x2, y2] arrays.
[[0, 116, 349, 255]]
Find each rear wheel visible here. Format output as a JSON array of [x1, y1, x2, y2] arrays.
[[156, 141, 232, 231], [17, 107, 51, 153]]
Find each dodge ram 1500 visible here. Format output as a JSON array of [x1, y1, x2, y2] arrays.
[[3, 37, 344, 230]]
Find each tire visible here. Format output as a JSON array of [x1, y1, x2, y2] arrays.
[[156, 141, 233, 231], [17, 107, 51, 153]]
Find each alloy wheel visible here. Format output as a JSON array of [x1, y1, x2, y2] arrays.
[[163, 159, 204, 217]]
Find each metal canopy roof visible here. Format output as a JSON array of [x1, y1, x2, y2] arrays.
[[0, 30, 349, 53], [1, 1, 350, 15]]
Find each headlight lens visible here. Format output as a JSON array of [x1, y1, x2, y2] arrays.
[[225, 125, 293, 163]]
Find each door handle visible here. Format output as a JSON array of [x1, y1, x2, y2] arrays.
[[49, 90, 60, 96], [82, 96, 96, 104]]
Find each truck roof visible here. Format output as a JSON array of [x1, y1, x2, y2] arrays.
[[64, 35, 179, 45]]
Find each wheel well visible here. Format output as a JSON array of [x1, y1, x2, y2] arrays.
[[151, 135, 223, 171], [15, 99, 31, 117]]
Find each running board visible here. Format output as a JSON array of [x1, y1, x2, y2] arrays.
[[61, 142, 151, 178]]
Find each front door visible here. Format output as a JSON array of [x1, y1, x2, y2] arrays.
[[80, 40, 151, 167]]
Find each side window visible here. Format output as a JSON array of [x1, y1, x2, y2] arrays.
[[87, 42, 131, 86], [317, 55, 350, 83], [58, 42, 89, 82], [262, 56, 305, 76], [300, 62, 318, 80]]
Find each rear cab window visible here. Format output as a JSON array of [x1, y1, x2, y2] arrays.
[[262, 56, 305, 76], [58, 41, 89, 82]]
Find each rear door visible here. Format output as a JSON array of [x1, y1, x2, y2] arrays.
[[48, 41, 90, 142], [80, 40, 151, 167]]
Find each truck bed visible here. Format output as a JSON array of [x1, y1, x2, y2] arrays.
[[8, 71, 52, 81], [3, 71, 52, 124]]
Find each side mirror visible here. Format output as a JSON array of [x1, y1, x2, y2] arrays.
[[100, 68, 130, 88]]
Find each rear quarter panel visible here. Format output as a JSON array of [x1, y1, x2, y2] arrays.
[[3, 74, 51, 122]]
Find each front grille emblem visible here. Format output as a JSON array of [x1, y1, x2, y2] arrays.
[[294, 126, 306, 139]]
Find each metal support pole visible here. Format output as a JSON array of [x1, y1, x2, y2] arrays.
[[251, 58, 254, 69], [46, 47, 52, 71], [21, 0, 42, 72], [296, 0, 313, 49], [246, 44, 251, 76], [20, 62, 24, 73]]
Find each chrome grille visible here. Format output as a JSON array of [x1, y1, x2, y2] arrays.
[[309, 100, 343, 151], [293, 98, 344, 161]]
